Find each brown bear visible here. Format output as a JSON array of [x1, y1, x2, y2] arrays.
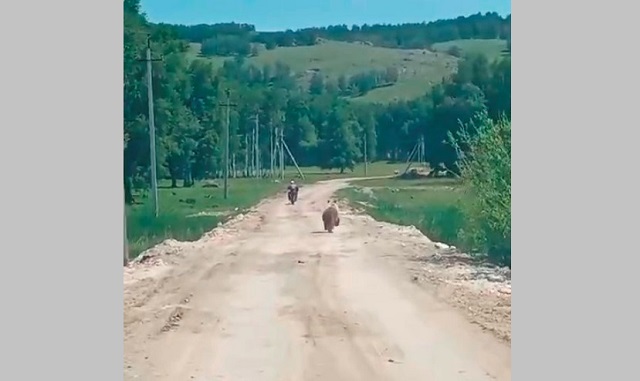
[[321, 200, 340, 233]]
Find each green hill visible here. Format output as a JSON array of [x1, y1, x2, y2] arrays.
[[187, 39, 506, 104], [431, 39, 508, 61]]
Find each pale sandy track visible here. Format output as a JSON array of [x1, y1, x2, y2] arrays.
[[124, 179, 511, 381]]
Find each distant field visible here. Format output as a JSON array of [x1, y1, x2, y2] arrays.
[[432, 39, 508, 61], [188, 40, 457, 103]]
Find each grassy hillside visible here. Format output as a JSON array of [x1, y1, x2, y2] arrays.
[[187, 42, 227, 69], [188, 40, 457, 103], [432, 39, 508, 61], [187, 39, 505, 103]]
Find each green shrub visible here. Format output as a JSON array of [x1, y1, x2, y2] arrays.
[[450, 112, 511, 266]]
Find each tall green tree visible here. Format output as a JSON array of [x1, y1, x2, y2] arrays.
[[319, 104, 360, 173]]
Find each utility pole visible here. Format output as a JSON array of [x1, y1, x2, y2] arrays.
[[420, 135, 426, 169], [244, 133, 249, 177], [225, 90, 230, 196], [219, 88, 237, 199], [271, 123, 276, 178], [363, 132, 368, 176], [139, 35, 162, 217], [250, 112, 260, 178], [124, 195, 129, 266], [281, 137, 305, 180], [255, 112, 260, 178], [279, 114, 285, 180], [421, 135, 427, 168], [280, 127, 285, 180], [403, 139, 421, 175]]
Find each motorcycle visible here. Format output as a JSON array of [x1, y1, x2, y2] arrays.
[[288, 187, 299, 205]]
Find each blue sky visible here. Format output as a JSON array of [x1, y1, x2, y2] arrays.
[[140, 0, 511, 31]]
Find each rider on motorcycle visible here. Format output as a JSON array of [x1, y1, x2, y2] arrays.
[[287, 180, 299, 202], [287, 180, 299, 194]]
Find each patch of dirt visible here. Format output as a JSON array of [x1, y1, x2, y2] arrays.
[[342, 201, 511, 343], [411, 250, 512, 342]]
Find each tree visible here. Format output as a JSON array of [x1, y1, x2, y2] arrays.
[[337, 75, 348, 95], [161, 13, 511, 51], [427, 83, 488, 171], [384, 66, 399, 83], [361, 109, 378, 161], [309, 72, 325, 95], [450, 113, 511, 266], [447, 45, 462, 57], [320, 104, 360, 173]]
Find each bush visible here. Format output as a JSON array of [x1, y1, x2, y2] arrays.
[[450, 112, 511, 266], [447, 45, 463, 57]]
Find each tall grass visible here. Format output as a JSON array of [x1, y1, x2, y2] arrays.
[[370, 189, 466, 245], [450, 113, 511, 266], [126, 206, 223, 257], [126, 178, 281, 258], [340, 181, 468, 248]]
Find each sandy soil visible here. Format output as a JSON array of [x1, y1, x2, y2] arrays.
[[124, 178, 511, 381]]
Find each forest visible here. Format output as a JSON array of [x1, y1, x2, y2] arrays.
[[161, 12, 510, 55]]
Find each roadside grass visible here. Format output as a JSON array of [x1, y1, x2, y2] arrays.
[[338, 177, 469, 248], [126, 177, 280, 258]]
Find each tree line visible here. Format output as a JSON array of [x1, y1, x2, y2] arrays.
[[124, 0, 511, 204], [157, 12, 510, 57], [309, 67, 400, 98]]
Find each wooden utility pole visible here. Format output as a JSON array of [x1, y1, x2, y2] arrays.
[[280, 127, 285, 180], [138, 35, 162, 217], [255, 112, 260, 178], [420, 135, 426, 168], [363, 132, 368, 176], [250, 112, 260, 178], [272, 124, 278, 178], [219, 89, 237, 199], [244, 133, 249, 177], [124, 198, 129, 266], [281, 137, 305, 180], [403, 140, 421, 174]]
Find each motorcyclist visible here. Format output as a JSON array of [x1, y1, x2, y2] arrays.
[[287, 180, 299, 201], [287, 180, 299, 193]]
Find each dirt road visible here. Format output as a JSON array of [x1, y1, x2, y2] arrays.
[[124, 179, 511, 381]]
